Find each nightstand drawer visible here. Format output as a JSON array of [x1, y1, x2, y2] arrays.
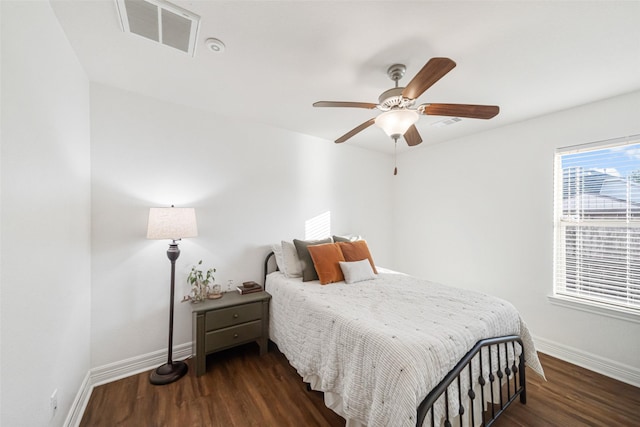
[[205, 301, 262, 330], [205, 320, 263, 353]]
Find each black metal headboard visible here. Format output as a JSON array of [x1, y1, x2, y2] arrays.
[[263, 251, 277, 290]]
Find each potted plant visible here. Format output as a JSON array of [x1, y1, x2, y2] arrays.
[[184, 260, 216, 303]]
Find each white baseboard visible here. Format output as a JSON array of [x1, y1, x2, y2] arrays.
[[64, 343, 193, 427], [89, 342, 193, 388], [533, 335, 640, 388], [63, 371, 90, 427]]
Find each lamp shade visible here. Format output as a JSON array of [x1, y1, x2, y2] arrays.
[[374, 109, 419, 138], [147, 207, 198, 240]]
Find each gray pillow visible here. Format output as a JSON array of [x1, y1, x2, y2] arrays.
[[332, 234, 361, 243], [293, 238, 332, 282]]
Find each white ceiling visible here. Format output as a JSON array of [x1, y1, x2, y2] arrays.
[[50, 0, 640, 154]]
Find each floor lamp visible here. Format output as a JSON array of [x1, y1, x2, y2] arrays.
[[146, 205, 198, 385]]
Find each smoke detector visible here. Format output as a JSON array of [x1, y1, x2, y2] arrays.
[[205, 38, 225, 53], [115, 0, 200, 56]]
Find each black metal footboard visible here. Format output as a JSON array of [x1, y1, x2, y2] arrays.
[[416, 335, 526, 427]]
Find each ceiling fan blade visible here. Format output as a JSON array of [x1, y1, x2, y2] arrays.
[[313, 101, 378, 109], [335, 118, 376, 143], [403, 124, 422, 146], [419, 103, 500, 119], [402, 58, 456, 100]]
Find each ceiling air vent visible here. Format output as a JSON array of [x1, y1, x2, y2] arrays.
[[115, 0, 200, 56], [431, 117, 462, 128]]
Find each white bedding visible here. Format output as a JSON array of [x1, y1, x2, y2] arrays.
[[267, 268, 544, 427]]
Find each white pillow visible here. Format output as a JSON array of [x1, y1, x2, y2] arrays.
[[281, 240, 302, 278], [271, 243, 284, 272], [339, 259, 377, 284]]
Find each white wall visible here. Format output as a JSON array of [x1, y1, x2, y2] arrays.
[[393, 90, 640, 379], [89, 83, 394, 368], [3, 4, 638, 424], [1, 1, 92, 426]]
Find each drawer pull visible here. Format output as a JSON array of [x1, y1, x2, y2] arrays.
[[233, 333, 239, 339], [205, 302, 262, 330]]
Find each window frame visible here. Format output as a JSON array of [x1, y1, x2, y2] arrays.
[[553, 135, 640, 320]]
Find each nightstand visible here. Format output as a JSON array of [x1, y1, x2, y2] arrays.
[[191, 291, 271, 376]]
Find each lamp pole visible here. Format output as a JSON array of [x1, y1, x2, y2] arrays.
[[147, 206, 197, 385], [150, 240, 188, 385]]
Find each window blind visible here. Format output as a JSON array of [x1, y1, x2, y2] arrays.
[[554, 137, 640, 311]]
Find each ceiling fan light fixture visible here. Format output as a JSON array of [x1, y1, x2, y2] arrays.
[[375, 109, 419, 139]]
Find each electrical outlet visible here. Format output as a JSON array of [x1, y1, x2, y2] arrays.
[[50, 389, 58, 417]]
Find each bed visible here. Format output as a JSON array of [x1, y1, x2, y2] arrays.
[[263, 241, 544, 427]]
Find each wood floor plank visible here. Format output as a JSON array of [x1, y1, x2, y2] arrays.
[[492, 352, 640, 427], [80, 344, 640, 426]]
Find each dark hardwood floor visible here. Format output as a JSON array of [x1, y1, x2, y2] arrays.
[[81, 343, 640, 426]]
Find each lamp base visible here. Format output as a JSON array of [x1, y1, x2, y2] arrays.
[[149, 361, 188, 385]]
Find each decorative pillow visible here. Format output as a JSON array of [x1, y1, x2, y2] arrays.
[[339, 259, 377, 284], [332, 234, 362, 243], [307, 243, 345, 285], [281, 240, 302, 278], [293, 237, 333, 282], [337, 240, 378, 274], [271, 243, 284, 272]]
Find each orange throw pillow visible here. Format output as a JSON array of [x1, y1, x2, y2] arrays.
[[307, 243, 346, 284], [337, 240, 378, 274]]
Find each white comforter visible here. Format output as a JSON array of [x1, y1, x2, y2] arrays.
[[267, 269, 544, 427]]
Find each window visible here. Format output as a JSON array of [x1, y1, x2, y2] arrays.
[[554, 136, 640, 314]]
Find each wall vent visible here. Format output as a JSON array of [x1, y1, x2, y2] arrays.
[[431, 117, 462, 128], [115, 0, 200, 56]]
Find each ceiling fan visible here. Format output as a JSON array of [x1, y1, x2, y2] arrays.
[[313, 58, 499, 173]]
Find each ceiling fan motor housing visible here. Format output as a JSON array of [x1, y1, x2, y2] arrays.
[[378, 87, 415, 111]]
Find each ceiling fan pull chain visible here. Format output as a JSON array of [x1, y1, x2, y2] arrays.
[[393, 136, 398, 175]]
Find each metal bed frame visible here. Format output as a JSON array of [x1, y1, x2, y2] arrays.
[[263, 251, 527, 427]]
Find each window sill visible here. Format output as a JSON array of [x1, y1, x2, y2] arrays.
[[548, 294, 640, 324]]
